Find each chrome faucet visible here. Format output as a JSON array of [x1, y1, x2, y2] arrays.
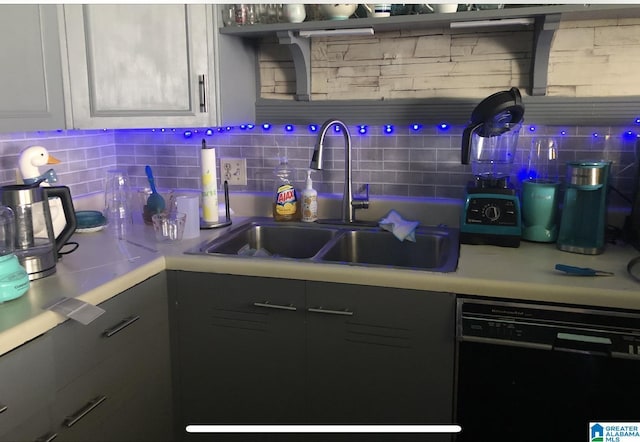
[[310, 119, 369, 223]]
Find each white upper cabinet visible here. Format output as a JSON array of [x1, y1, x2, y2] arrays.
[[0, 5, 66, 133], [62, 4, 216, 129]]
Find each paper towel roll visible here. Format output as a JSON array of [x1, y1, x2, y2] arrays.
[[201, 140, 219, 223], [176, 195, 200, 239]]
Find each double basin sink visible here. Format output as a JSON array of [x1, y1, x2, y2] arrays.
[[188, 217, 459, 272]]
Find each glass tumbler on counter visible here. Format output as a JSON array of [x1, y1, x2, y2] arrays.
[[152, 212, 186, 242], [104, 169, 132, 240]]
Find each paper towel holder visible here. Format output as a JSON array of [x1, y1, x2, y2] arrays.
[[201, 180, 232, 229]]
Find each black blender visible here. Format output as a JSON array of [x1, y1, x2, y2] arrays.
[[460, 87, 525, 247]]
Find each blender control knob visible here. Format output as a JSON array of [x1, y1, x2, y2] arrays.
[[484, 205, 501, 221]]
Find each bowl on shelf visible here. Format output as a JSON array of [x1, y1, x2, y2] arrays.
[[431, 3, 459, 13], [318, 4, 357, 20]]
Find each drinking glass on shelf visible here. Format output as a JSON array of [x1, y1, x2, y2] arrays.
[[247, 4, 258, 24], [221, 5, 236, 27], [234, 4, 248, 25], [265, 4, 283, 23]]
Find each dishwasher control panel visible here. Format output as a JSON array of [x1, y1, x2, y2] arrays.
[[457, 298, 640, 359]]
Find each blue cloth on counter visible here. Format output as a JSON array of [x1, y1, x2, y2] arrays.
[[379, 210, 419, 242]]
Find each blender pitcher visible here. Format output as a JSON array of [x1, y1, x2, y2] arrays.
[[463, 121, 522, 188], [0, 205, 29, 302], [521, 137, 561, 243], [461, 87, 525, 188]]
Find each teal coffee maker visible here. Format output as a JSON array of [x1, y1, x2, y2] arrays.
[[557, 161, 611, 254]]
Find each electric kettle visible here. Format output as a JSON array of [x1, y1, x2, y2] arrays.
[[0, 182, 77, 280], [0, 205, 29, 302]]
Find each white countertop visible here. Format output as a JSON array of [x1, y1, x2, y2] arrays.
[[1, 214, 639, 357]]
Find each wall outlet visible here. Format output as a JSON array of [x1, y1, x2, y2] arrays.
[[220, 158, 247, 186]]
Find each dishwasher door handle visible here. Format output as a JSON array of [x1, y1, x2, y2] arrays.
[[552, 332, 612, 357]]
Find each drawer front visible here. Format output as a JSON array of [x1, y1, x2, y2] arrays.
[[52, 273, 168, 390], [53, 316, 170, 441], [1, 407, 53, 442], [0, 334, 55, 437]]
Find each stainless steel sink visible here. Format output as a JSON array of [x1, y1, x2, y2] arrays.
[[195, 222, 341, 259], [188, 218, 459, 272], [316, 228, 457, 272]]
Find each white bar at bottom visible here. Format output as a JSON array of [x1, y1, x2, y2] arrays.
[[186, 425, 462, 434]]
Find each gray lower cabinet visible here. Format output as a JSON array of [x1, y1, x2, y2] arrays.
[[169, 272, 307, 431], [0, 5, 65, 133], [0, 272, 173, 442], [305, 281, 455, 425], [169, 271, 455, 441]]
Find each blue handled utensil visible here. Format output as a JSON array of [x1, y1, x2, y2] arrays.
[[555, 264, 614, 276], [145, 165, 165, 214]]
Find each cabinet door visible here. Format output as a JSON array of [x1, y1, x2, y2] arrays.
[[63, 4, 215, 129], [169, 271, 306, 431], [306, 282, 456, 427], [0, 5, 65, 133]]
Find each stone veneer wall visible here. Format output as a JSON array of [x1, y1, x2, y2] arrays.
[[0, 125, 636, 211], [259, 17, 640, 100]]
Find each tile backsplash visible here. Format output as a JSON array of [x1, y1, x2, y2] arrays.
[[0, 124, 637, 211]]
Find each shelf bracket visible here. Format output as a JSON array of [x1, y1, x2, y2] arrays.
[[530, 13, 561, 96], [277, 30, 311, 101]]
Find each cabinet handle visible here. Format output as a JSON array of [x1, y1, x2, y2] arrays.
[[35, 432, 58, 442], [103, 315, 140, 338], [308, 307, 354, 316], [63, 395, 107, 428], [253, 301, 297, 311], [0, 402, 7, 414], [198, 74, 207, 113]]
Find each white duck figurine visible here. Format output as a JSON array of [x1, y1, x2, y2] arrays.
[[18, 145, 65, 238], [19, 145, 60, 185]]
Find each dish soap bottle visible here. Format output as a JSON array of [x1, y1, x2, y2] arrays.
[[301, 170, 318, 223], [273, 157, 300, 221]]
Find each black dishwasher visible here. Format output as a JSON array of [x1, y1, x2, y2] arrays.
[[455, 298, 640, 442]]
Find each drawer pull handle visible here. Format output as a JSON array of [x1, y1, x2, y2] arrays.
[[35, 431, 58, 442], [103, 315, 140, 338], [253, 302, 297, 311], [308, 307, 353, 316], [63, 395, 107, 428], [0, 403, 7, 414]]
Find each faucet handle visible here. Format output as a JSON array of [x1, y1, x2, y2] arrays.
[[352, 183, 370, 209]]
